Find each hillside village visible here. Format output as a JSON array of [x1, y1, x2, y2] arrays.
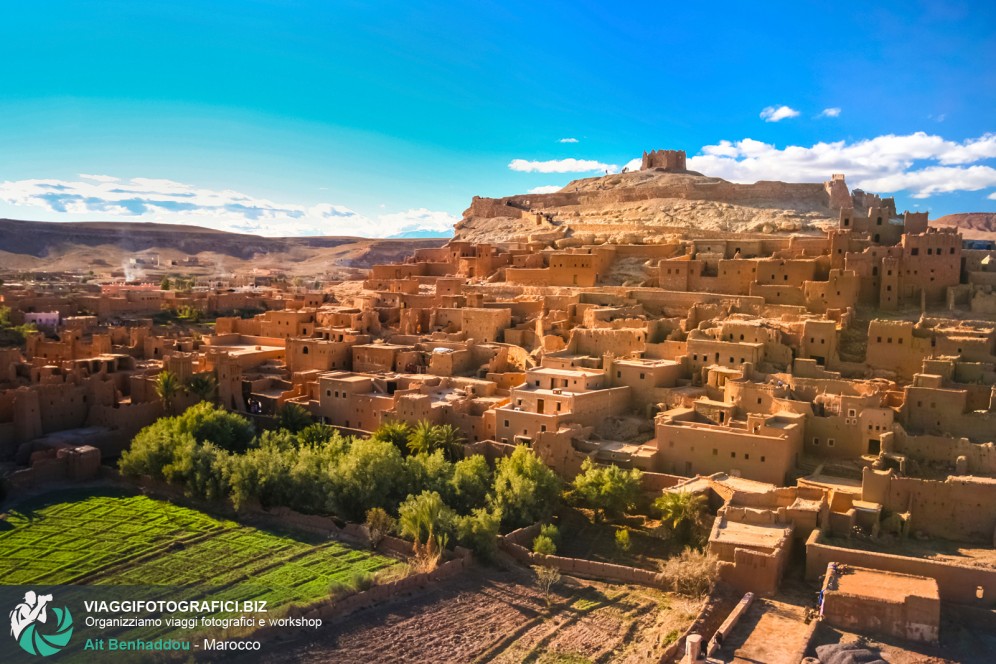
[[2, 152, 996, 662]]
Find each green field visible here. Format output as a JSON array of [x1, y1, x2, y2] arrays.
[[0, 488, 401, 611]]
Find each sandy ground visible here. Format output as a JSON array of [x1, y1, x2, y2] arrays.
[[265, 564, 703, 664]]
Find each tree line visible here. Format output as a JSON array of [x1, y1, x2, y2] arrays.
[[120, 402, 709, 562], [119, 403, 561, 561]]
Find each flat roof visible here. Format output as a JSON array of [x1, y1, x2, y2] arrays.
[[321, 374, 372, 383], [529, 366, 603, 377], [798, 473, 862, 494], [711, 518, 791, 550], [614, 358, 679, 367], [215, 344, 284, 356], [832, 567, 939, 602], [353, 343, 411, 350]]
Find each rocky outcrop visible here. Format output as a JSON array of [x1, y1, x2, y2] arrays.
[[453, 169, 846, 244]]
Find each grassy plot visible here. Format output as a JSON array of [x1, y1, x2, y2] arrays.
[[0, 488, 401, 646]]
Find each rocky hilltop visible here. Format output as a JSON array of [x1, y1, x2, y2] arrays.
[[453, 156, 890, 245], [932, 212, 996, 240]]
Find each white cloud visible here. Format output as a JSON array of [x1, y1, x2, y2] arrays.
[[759, 105, 801, 122], [558, 137, 579, 143], [377, 208, 459, 234], [528, 185, 563, 194], [508, 158, 618, 173], [858, 165, 996, 198], [818, 107, 842, 118], [685, 132, 996, 198], [0, 175, 456, 238]]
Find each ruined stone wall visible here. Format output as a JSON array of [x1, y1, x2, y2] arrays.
[[568, 327, 646, 357], [803, 270, 860, 313], [896, 430, 996, 475], [641, 149, 687, 171], [505, 265, 597, 287], [865, 472, 996, 542], [903, 385, 995, 442]]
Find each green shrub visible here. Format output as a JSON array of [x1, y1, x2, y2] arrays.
[[615, 527, 631, 552]]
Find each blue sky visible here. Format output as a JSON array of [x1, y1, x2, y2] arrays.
[[1, 1, 994, 237]]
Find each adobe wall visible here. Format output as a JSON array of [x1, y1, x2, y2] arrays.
[[805, 530, 996, 606], [85, 401, 164, 456], [7, 444, 102, 490], [821, 571, 940, 644], [865, 321, 931, 378], [655, 419, 799, 486], [717, 545, 786, 596]]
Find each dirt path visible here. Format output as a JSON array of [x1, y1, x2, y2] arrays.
[[719, 597, 812, 664], [267, 565, 703, 664]]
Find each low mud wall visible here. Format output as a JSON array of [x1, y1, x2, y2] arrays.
[[500, 524, 663, 587]]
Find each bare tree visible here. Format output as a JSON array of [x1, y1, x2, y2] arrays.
[[532, 565, 562, 609]]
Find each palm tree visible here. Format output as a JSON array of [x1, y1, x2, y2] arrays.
[[432, 423, 465, 460], [155, 370, 181, 415], [398, 491, 452, 559], [654, 491, 708, 546], [372, 421, 412, 455], [187, 373, 217, 404], [278, 402, 313, 433], [406, 421, 465, 459], [406, 420, 437, 456]]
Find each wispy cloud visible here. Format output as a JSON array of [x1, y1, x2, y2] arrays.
[[528, 185, 563, 194], [687, 132, 996, 198], [0, 175, 457, 238], [818, 107, 841, 118], [508, 158, 617, 173], [759, 105, 800, 122], [558, 137, 579, 143]]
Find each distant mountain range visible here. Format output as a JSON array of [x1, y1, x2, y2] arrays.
[[0, 218, 447, 278]]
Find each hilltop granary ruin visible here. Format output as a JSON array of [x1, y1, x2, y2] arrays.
[[2, 150, 996, 657]]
